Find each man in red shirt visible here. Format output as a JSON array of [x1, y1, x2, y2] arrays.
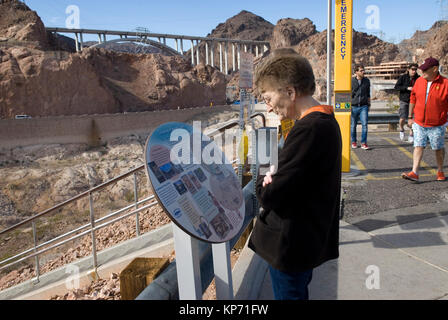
[[402, 57, 448, 182]]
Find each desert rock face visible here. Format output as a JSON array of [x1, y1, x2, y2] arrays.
[[398, 22, 448, 59], [208, 10, 274, 41], [398, 21, 448, 71], [0, 47, 119, 118], [0, 2, 227, 119], [0, 44, 227, 118], [184, 10, 274, 75], [0, 1, 49, 50], [270, 18, 317, 49], [267, 22, 401, 100]]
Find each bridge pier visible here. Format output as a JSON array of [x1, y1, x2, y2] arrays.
[[196, 40, 200, 65], [190, 39, 195, 66], [232, 43, 236, 72], [219, 42, 223, 72], [211, 41, 214, 67], [205, 41, 209, 65], [224, 42, 228, 74], [175, 38, 178, 53], [74, 32, 79, 52], [180, 39, 184, 55], [237, 43, 241, 70], [256, 45, 259, 57], [79, 33, 84, 50]]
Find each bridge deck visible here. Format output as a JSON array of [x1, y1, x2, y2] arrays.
[[45, 27, 270, 45]]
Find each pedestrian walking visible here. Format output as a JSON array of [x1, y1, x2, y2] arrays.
[[351, 65, 371, 150], [249, 50, 342, 300], [394, 63, 420, 142], [402, 57, 448, 182]]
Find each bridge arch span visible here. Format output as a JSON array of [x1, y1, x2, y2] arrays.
[[90, 37, 182, 56]]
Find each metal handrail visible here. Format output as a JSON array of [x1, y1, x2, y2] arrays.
[[0, 165, 144, 236], [0, 196, 155, 268], [0, 201, 159, 271], [0, 116, 256, 285]]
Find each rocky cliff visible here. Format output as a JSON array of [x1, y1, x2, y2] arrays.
[[184, 10, 274, 75], [0, 1, 226, 119], [270, 18, 318, 49], [398, 21, 448, 72]]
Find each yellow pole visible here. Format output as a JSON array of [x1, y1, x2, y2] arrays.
[[334, 0, 353, 173]]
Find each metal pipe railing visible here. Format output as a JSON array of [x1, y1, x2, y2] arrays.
[[0, 200, 159, 272], [0, 196, 154, 269], [0, 165, 144, 237]]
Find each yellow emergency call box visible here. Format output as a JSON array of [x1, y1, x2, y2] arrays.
[[334, 0, 353, 173]]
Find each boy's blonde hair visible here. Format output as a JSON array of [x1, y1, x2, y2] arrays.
[[255, 49, 316, 96]]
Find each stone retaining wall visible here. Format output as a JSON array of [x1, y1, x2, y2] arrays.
[[0, 106, 233, 149]]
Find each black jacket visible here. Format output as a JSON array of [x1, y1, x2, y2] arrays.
[[394, 73, 420, 103], [351, 77, 371, 106], [248, 111, 342, 273]]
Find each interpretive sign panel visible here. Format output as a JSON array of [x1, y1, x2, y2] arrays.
[[239, 52, 254, 89], [144, 122, 245, 243]]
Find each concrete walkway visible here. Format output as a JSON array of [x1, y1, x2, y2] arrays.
[[234, 213, 448, 300]]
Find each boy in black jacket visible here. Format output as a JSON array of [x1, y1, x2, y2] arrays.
[[394, 63, 419, 142], [248, 50, 342, 300]]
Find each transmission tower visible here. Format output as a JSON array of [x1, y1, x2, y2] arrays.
[[134, 27, 150, 54]]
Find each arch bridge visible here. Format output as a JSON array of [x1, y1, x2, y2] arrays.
[[46, 27, 271, 74]]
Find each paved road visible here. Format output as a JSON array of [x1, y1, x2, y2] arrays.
[[343, 130, 448, 231]]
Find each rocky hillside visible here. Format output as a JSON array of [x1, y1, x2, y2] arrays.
[[270, 18, 318, 49], [185, 10, 274, 75], [0, 1, 227, 119], [270, 18, 400, 71], [398, 21, 448, 72], [208, 10, 274, 41], [0, 0, 49, 50], [214, 14, 404, 100]]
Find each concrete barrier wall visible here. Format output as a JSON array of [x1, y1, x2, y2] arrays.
[[0, 106, 233, 149]]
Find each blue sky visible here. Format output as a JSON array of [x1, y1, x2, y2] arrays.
[[25, 0, 443, 44]]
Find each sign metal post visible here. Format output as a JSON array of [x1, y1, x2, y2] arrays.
[[173, 224, 203, 299]]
